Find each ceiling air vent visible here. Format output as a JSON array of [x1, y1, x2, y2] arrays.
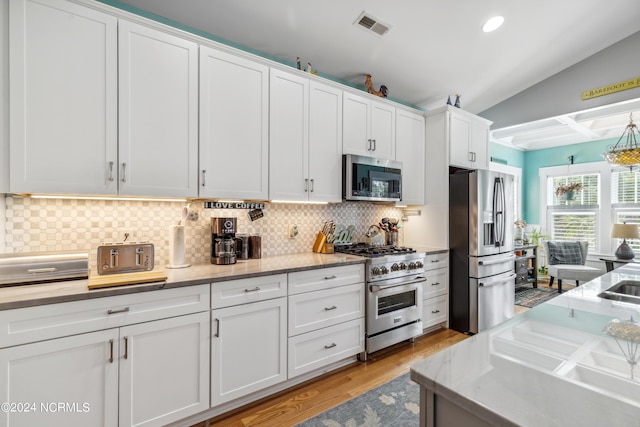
[[354, 12, 391, 37]]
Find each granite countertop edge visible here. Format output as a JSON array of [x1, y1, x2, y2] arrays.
[[0, 247, 448, 311]]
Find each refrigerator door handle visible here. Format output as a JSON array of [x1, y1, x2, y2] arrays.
[[478, 254, 516, 265], [479, 273, 517, 287]]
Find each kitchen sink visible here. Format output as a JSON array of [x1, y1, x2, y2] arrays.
[[598, 281, 640, 304]]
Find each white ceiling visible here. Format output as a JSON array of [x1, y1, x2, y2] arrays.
[[115, 0, 640, 150]]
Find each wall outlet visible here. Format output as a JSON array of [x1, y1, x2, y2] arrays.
[[289, 224, 299, 238]]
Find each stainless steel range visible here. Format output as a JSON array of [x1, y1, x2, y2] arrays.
[[335, 244, 425, 359]]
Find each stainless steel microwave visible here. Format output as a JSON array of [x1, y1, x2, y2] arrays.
[[343, 154, 402, 202]]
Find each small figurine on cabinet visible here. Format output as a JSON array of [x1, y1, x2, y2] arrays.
[[365, 74, 388, 98], [454, 94, 461, 108], [296, 56, 301, 70], [446, 95, 452, 105]]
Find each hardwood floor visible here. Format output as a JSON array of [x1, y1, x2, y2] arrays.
[[194, 328, 468, 427]]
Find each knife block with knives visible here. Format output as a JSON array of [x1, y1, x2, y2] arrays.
[[312, 221, 335, 253]]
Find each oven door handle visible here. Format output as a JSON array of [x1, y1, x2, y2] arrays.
[[479, 273, 517, 287], [370, 276, 426, 292]]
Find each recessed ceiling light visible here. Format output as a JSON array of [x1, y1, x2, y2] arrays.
[[482, 16, 504, 33]]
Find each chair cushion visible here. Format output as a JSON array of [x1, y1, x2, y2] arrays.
[[547, 241, 583, 265], [549, 265, 602, 282]]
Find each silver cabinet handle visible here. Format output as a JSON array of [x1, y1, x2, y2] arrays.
[[431, 309, 440, 314], [431, 282, 440, 286], [202, 170, 207, 187], [324, 343, 337, 349], [121, 163, 127, 182], [310, 179, 314, 192], [108, 161, 115, 182], [372, 139, 376, 151], [324, 275, 337, 280], [123, 336, 129, 360], [214, 318, 220, 337], [245, 287, 260, 292], [304, 178, 309, 192], [107, 307, 130, 315], [109, 339, 114, 363], [431, 259, 441, 263], [324, 305, 337, 311], [367, 139, 372, 150]]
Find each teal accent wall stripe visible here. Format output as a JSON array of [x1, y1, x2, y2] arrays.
[[96, 0, 423, 110]]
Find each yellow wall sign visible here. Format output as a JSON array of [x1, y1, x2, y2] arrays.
[[582, 77, 640, 100]]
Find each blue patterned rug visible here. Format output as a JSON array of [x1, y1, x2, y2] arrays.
[[295, 373, 418, 427]]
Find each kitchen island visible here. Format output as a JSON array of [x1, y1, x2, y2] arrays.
[[410, 264, 640, 426]]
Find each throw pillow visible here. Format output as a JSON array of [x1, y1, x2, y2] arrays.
[[547, 241, 583, 265]]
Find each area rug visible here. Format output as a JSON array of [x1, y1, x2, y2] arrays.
[[515, 285, 559, 308], [295, 373, 419, 427]]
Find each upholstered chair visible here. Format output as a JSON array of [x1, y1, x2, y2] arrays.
[[542, 240, 602, 293]]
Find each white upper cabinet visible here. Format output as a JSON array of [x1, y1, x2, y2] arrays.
[[199, 46, 269, 200], [447, 106, 491, 170], [9, 0, 118, 195], [343, 92, 395, 160], [396, 109, 425, 205], [269, 68, 342, 202], [118, 20, 198, 198]]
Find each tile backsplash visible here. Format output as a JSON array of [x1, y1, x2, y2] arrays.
[[3, 196, 405, 270]]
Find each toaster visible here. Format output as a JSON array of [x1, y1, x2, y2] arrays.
[[97, 242, 154, 275]]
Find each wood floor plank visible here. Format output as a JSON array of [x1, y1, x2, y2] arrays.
[[202, 328, 468, 427]]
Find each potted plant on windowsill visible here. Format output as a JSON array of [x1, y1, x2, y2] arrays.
[[555, 182, 583, 200]]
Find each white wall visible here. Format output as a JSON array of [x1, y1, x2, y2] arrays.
[[0, 0, 8, 194]]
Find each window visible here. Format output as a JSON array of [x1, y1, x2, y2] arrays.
[[546, 173, 599, 249], [612, 169, 640, 251]]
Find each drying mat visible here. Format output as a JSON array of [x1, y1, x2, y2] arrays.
[[515, 285, 559, 308], [295, 373, 419, 427], [88, 270, 167, 289]]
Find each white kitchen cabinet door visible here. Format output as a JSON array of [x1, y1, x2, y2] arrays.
[[269, 68, 309, 201], [211, 298, 287, 406], [396, 109, 425, 205], [118, 20, 198, 198], [199, 47, 269, 200], [449, 107, 490, 170], [9, 0, 117, 195], [119, 312, 209, 427], [308, 81, 343, 202], [343, 92, 395, 160], [0, 328, 119, 427]]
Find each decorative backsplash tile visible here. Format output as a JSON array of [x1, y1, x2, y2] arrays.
[[3, 196, 405, 270]]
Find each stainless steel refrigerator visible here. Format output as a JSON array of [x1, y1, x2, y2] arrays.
[[449, 169, 516, 334]]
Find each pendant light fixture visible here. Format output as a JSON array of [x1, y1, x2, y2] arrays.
[[602, 113, 640, 168]]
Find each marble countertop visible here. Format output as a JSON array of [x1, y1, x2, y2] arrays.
[[410, 264, 640, 426], [0, 252, 366, 311]]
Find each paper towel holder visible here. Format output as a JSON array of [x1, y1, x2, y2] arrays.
[[166, 224, 191, 269]]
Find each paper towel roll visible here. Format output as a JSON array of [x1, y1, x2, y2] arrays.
[[167, 224, 190, 269]]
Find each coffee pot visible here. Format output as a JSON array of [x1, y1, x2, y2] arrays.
[[211, 217, 237, 265]]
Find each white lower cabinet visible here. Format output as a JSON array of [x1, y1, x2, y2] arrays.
[[0, 285, 210, 427], [0, 311, 209, 427], [287, 266, 365, 378], [422, 252, 449, 330], [211, 297, 287, 406]]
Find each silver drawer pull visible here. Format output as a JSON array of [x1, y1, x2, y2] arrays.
[[431, 259, 440, 263], [245, 287, 261, 292], [324, 343, 337, 349], [431, 309, 440, 314], [107, 307, 130, 315], [431, 282, 440, 286], [324, 305, 337, 311], [27, 267, 58, 274], [324, 275, 337, 280]]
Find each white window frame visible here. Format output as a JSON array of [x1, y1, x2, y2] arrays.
[[539, 161, 613, 256]]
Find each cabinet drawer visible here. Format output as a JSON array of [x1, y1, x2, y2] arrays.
[[288, 318, 364, 378], [288, 264, 364, 295], [424, 252, 448, 271], [288, 283, 364, 336], [422, 294, 447, 329], [422, 268, 447, 299], [0, 284, 210, 348], [211, 274, 287, 309]]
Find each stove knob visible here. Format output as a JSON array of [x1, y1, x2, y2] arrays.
[[372, 267, 381, 276], [408, 262, 416, 270], [380, 266, 389, 275], [399, 262, 407, 270], [391, 263, 399, 272], [415, 261, 424, 269]]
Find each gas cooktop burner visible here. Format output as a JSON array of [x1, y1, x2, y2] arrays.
[[335, 244, 416, 258]]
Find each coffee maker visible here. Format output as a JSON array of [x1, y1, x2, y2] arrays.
[[211, 217, 237, 265]]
